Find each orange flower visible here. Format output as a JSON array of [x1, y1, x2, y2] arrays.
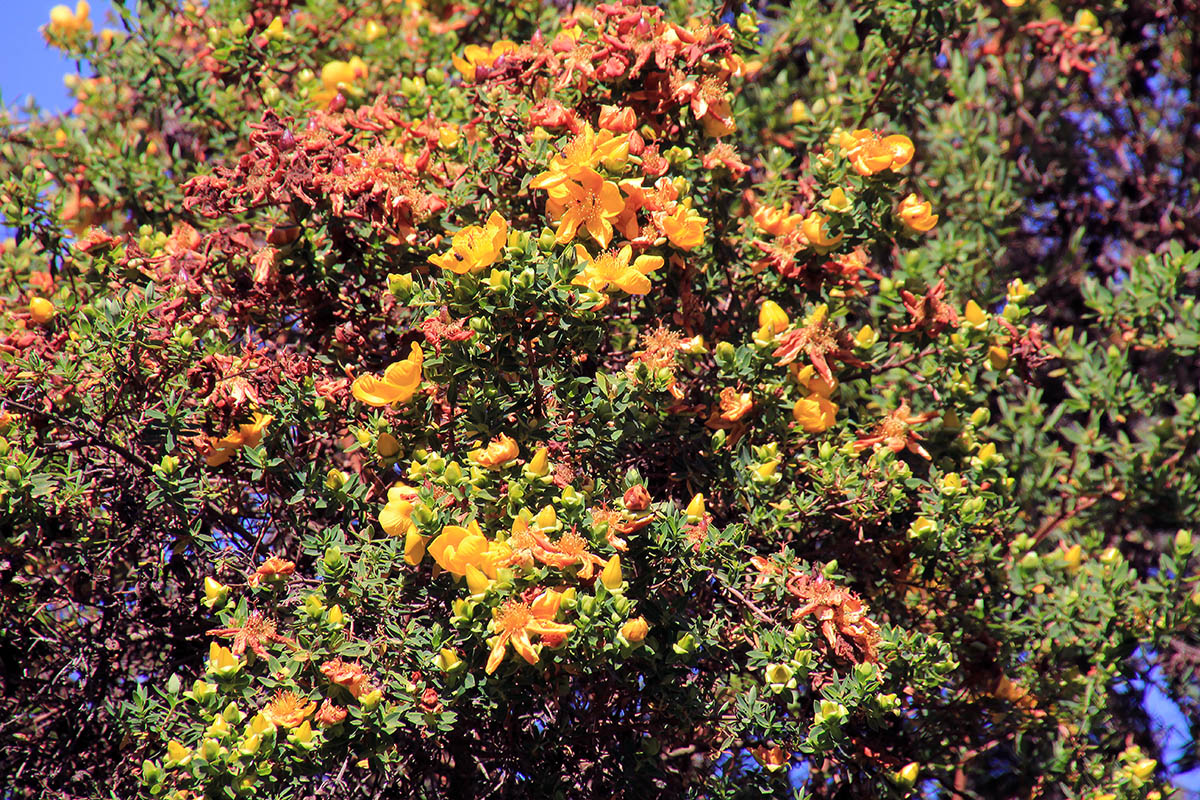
[[543, 168, 625, 248], [852, 400, 937, 459], [451, 40, 518, 82], [841, 130, 914, 176], [250, 555, 295, 587], [206, 412, 273, 466], [753, 205, 803, 237], [572, 244, 663, 295], [717, 387, 754, 422], [263, 690, 315, 729], [320, 658, 374, 698], [486, 590, 575, 673], [752, 745, 789, 771], [351, 342, 423, 406], [897, 194, 938, 232], [800, 212, 844, 254], [506, 520, 607, 579], [598, 105, 637, 133], [659, 205, 707, 251], [47, 1, 91, 37], [314, 699, 347, 727], [208, 610, 297, 659], [471, 434, 519, 468], [428, 212, 508, 274]]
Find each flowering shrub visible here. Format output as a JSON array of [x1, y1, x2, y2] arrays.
[[2, 1, 1199, 798]]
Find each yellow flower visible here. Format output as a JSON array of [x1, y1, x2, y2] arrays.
[[824, 187, 853, 213], [1006, 278, 1034, 304], [531, 124, 631, 184], [427, 521, 508, 578], [471, 433, 520, 468], [685, 493, 706, 520], [544, 169, 625, 248], [206, 642, 242, 678], [436, 648, 462, 672], [165, 739, 192, 768], [486, 590, 575, 673], [964, 300, 989, 329], [601, 554, 623, 590], [29, 297, 56, 324], [525, 446, 551, 478], [262, 690, 316, 729], [206, 413, 273, 467], [800, 212, 844, 254], [854, 325, 878, 348], [842, 130, 915, 176], [314, 57, 368, 105], [620, 616, 649, 644], [379, 483, 418, 538], [437, 125, 459, 149], [262, 16, 289, 41], [288, 720, 318, 749], [351, 342, 423, 406], [758, 300, 790, 336], [572, 244, 663, 295], [428, 212, 508, 274], [793, 394, 838, 433], [897, 194, 938, 232], [451, 40, 518, 82], [48, 1, 91, 36], [660, 206, 707, 251], [753, 205, 802, 236]]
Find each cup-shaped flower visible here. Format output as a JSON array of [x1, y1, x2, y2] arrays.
[[470, 434, 519, 468], [800, 212, 844, 254], [897, 194, 938, 232], [793, 394, 839, 433], [351, 342, 423, 407]]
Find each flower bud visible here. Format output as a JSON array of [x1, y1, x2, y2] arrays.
[[892, 762, 920, 789], [325, 468, 346, 491], [29, 297, 56, 324], [685, 493, 705, 521], [623, 484, 650, 512], [203, 576, 229, 610], [757, 300, 789, 336], [601, 555, 623, 590], [620, 616, 649, 644], [436, 648, 462, 672], [672, 633, 697, 657]]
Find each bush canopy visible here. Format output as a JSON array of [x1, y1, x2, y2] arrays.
[[1, 1, 1198, 798]]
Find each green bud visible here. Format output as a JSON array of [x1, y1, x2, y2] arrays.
[[387, 272, 414, 298], [425, 67, 446, 86], [142, 759, 165, 786], [5, 465, 21, 482], [222, 702, 244, 725], [736, 12, 759, 34], [1175, 529, 1193, 556], [672, 633, 697, 657], [325, 468, 347, 491], [442, 460, 465, 486]]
